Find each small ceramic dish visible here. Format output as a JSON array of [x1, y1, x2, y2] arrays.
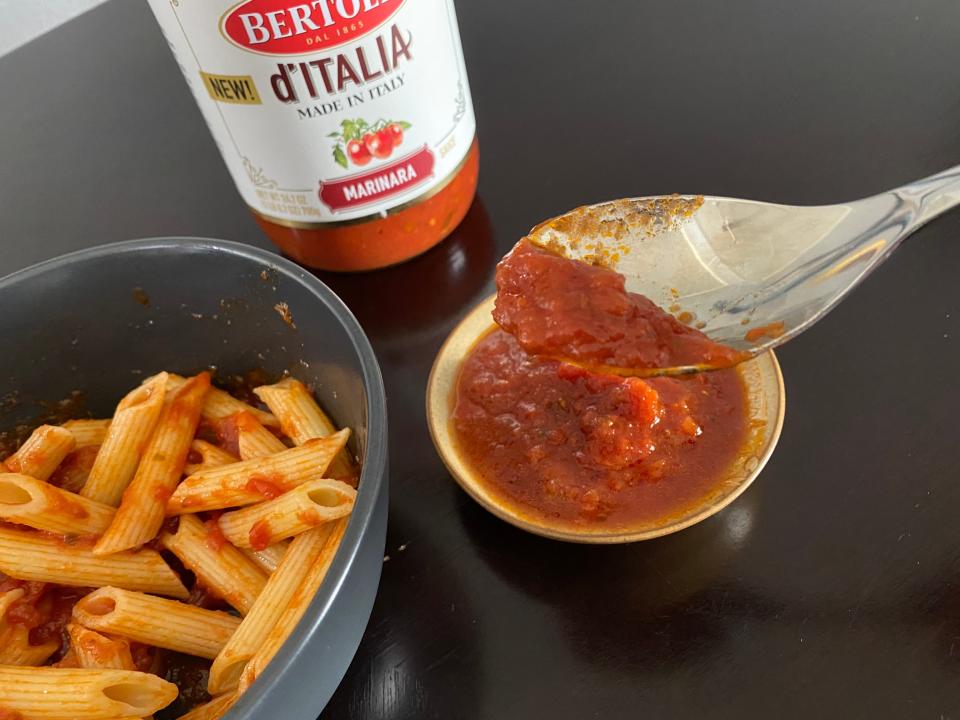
[[427, 295, 785, 543]]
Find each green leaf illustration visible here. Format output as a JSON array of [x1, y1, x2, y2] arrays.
[[341, 119, 359, 141], [333, 144, 348, 169]]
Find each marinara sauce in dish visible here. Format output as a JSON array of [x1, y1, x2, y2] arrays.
[[451, 240, 751, 529]]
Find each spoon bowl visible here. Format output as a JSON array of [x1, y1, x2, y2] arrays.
[[527, 165, 960, 374]]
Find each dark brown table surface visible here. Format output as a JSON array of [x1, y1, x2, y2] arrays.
[[2, 1, 960, 718]]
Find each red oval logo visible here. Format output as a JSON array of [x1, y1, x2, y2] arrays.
[[221, 0, 405, 56]]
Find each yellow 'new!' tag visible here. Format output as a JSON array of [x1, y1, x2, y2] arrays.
[[200, 72, 261, 105]]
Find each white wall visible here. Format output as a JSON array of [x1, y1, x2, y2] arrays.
[[0, 0, 110, 56]]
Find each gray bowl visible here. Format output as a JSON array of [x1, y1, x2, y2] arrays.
[[0, 238, 388, 719]]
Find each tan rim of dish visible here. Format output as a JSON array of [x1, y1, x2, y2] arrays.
[[426, 295, 786, 544]]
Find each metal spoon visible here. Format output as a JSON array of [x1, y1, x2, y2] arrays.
[[525, 165, 960, 376]]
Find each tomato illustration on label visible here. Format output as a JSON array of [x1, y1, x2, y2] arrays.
[[329, 118, 412, 169]]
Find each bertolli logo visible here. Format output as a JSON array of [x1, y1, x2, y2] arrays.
[[221, 0, 405, 55]]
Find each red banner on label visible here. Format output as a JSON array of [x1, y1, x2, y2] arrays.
[[318, 145, 435, 212]]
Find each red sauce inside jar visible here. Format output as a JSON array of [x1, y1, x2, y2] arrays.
[[255, 140, 479, 272], [452, 330, 749, 528], [493, 239, 744, 372]]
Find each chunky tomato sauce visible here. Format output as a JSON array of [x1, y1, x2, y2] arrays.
[[48, 445, 99, 494], [209, 414, 242, 458], [493, 239, 744, 372], [0, 575, 88, 656], [245, 474, 285, 499], [248, 519, 273, 551], [203, 515, 228, 553], [453, 331, 748, 527]]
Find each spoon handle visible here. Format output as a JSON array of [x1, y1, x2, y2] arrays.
[[895, 164, 960, 230]]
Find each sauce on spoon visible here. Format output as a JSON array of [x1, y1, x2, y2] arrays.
[[493, 239, 746, 375]]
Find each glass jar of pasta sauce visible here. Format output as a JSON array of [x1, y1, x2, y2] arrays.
[[147, 0, 479, 271]]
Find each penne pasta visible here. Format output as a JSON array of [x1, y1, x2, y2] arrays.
[[1, 639, 59, 668], [67, 623, 136, 670], [62, 419, 111, 448], [0, 370, 360, 715], [81, 373, 169, 507], [0, 525, 188, 599], [242, 517, 348, 689], [218, 479, 355, 549], [160, 515, 267, 615], [254, 378, 355, 479], [239, 541, 289, 574], [73, 587, 241, 660], [203, 388, 279, 429], [166, 430, 350, 515], [0, 473, 116, 536], [94, 372, 210, 555], [2, 425, 76, 481], [184, 439, 237, 476], [207, 520, 343, 694], [237, 661, 255, 695], [233, 411, 287, 460], [164, 373, 279, 428], [175, 692, 237, 720], [0, 589, 59, 666], [0, 665, 178, 720], [0, 633, 58, 667]]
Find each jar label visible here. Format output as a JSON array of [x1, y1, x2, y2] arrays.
[[148, 0, 475, 225]]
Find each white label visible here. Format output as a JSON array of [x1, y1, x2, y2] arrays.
[[147, 0, 475, 224]]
